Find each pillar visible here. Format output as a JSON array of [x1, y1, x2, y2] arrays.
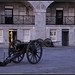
[[29, 1, 53, 40]]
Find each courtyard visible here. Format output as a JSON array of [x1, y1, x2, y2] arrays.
[[0, 47, 75, 74]]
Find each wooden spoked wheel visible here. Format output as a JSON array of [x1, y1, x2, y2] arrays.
[[44, 38, 54, 47], [12, 53, 25, 63], [9, 40, 21, 57], [26, 40, 42, 64], [9, 40, 24, 63]]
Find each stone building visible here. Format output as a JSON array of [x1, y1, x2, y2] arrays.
[[0, 1, 75, 48]]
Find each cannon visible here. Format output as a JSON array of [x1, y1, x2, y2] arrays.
[[0, 39, 43, 66]]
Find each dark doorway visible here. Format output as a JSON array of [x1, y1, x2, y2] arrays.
[[9, 30, 17, 48], [62, 29, 69, 46], [5, 8, 13, 24], [56, 10, 63, 24]]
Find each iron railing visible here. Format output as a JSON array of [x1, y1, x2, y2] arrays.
[[0, 15, 35, 25], [46, 16, 75, 25]]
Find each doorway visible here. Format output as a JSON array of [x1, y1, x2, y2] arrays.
[[56, 10, 63, 24], [62, 29, 69, 46], [9, 29, 17, 48]]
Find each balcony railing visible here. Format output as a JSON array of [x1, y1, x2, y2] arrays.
[[0, 15, 35, 25], [46, 16, 75, 25]]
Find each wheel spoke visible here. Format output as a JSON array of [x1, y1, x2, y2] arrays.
[[30, 55, 33, 61], [12, 53, 24, 63], [32, 56, 35, 62], [36, 54, 40, 59], [34, 55, 38, 62], [17, 55, 22, 61], [19, 57, 21, 60]]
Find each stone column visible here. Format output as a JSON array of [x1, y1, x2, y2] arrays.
[[3, 28, 9, 48], [28, 1, 53, 40], [35, 10, 46, 40]]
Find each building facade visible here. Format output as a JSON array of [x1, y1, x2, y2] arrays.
[[0, 1, 75, 48]]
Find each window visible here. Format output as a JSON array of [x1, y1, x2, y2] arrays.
[[5, 7, 13, 24], [50, 29, 57, 41], [5, 9, 13, 17], [5, 6, 13, 17], [0, 30, 3, 43]]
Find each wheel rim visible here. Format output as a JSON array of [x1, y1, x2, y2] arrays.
[[12, 53, 24, 63], [26, 40, 42, 64]]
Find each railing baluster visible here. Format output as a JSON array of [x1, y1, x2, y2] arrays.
[[46, 16, 75, 25], [0, 15, 35, 25]]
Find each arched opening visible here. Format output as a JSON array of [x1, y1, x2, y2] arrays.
[[0, 1, 35, 25], [0, 1, 35, 48], [46, 2, 75, 25]]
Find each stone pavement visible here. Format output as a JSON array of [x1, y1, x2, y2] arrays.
[[0, 47, 75, 74]]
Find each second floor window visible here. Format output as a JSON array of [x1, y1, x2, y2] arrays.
[[5, 7, 13, 24], [56, 8, 63, 25]]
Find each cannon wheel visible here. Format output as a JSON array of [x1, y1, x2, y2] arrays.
[[26, 40, 42, 64], [8, 40, 21, 57], [12, 40, 25, 63], [44, 38, 54, 47], [12, 53, 25, 63], [9, 40, 25, 63]]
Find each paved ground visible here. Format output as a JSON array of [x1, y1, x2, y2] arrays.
[[0, 47, 75, 74]]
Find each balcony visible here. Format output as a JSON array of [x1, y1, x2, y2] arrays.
[[46, 16, 75, 25], [0, 15, 35, 25]]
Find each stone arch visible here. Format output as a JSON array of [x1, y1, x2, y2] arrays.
[[21, 1, 35, 15], [46, 1, 55, 13], [28, 1, 53, 12]]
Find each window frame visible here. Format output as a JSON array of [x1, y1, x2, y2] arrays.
[[50, 29, 57, 41]]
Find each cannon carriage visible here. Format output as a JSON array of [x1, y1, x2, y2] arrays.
[[0, 39, 43, 66]]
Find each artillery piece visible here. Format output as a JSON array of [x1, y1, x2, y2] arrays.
[[0, 39, 43, 66]]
